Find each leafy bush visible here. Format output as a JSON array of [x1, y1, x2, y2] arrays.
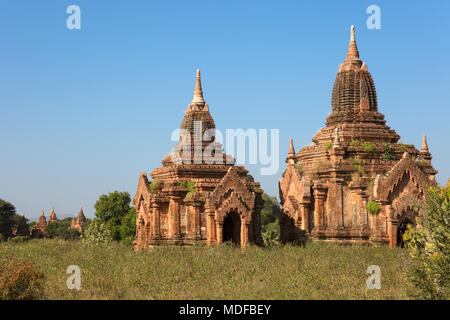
[[261, 222, 280, 247], [8, 236, 30, 243], [149, 179, 162, 193], [45, 218, 81, 240], [179, 180, 196, 199], [0, 199, 16, 240], [324, 142, 333, 150], [362, 142, 375, 152], [350, 140, 360, 147], [403, 181, 450, 299], [0, 258, 44, 300], [380, 142, 395, 160], [94, 191, 135, 242], [366, 201, 381, 215], [81, 219, 113, 247]]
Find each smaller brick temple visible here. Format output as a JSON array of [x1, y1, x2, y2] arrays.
[[279, 26, 438, 247], [134, 70, 264, 249], [70, 207, 86, 231]]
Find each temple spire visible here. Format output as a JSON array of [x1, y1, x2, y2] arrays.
[[287, 138, 296, 164], [288, 138, 295, 156], [41, 209, 44, 217], [192, 69, 205, 104], [344, 25, 362, 69], [421, 135, 429, 153]]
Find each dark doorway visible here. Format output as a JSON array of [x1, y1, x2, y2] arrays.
[[223, 211, 241, 245], [397, 218, 413, 248]]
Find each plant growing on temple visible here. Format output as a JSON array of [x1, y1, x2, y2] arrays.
[[380, 142, 395, 160], [366, 201, 381, 215], [94, 191, 136, 243], [81, 219, 113, 247], [179, 180, 196, 198], [149, 179, 162, 193], [350, 139, 360, 147], [352, 158, 365, 175], [403, 180, 450, 300], [324, 142, 333, 150], [362, 142, 375, 152]]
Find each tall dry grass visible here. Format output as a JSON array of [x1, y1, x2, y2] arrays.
[[0, 239, 414, 299]]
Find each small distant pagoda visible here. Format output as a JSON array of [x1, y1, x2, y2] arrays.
[[70, 207, 86, 231], [134, 70, 264, 249], [279, 26, 437, 247], [30, 209, 48, 238]]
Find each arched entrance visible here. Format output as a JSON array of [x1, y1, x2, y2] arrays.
[[223, 211, 241, 245], [396, 210, 417, 247]]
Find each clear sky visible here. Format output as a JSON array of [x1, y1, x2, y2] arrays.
[[1, 1, 449, 220]]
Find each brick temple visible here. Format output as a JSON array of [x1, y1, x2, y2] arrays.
[[279, 26, 437, 247], [134, 70, 264, 249]]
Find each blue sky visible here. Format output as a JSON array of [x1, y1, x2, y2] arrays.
[[1, 1, 449, 220]]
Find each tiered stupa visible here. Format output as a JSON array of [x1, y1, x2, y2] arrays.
[[31, 209, 48, 238], [70, 207, 86, 231], [134, 70, 264, 249], [279, 26, 437, 247]]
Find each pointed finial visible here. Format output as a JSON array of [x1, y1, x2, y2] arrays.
[[288, 138, 295, 156], [344, 25, 362, 69], [333, 127, 341, 148], [41, 209, 44, 216], [421, 135, 429, 153], [192, 69, 205, 104]]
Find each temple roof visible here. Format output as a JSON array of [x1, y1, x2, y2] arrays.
[[330, 26, 378, 115], [180, 70, 216, 139]]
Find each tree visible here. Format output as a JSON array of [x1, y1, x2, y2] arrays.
[[260, 194, 281, 246], [94, 191, 135, 242], [81, 219, 113, 247], [45, 218, 81, 240], [119, 207, 136, 245], [404, 180, 450, 299], [0, 199, 16, 240]]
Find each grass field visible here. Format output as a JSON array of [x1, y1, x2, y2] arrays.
[[0, 239, 415, 300]]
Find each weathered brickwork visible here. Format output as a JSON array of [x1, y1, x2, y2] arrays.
[[279, 26, 438, 247], [134, 70, 264, 250]]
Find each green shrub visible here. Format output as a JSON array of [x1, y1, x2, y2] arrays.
[[0, 258, 44, 300], [81, 219, 113, 247], [149, 179, 162, 193], [403, 181, 450, 299], [324, 142, 333, 150], [366, 201, 381, 215], [45, 219, 81, 240], [380, 143, 395, 160], [362, 142, 375, 152], [350, 140, 360, 147], [295, 163, 303, 172], [7, 236, 30, 243]]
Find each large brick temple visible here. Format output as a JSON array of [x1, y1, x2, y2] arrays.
[[134, 70, 264, 249], [279, 26, 438, 247]]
